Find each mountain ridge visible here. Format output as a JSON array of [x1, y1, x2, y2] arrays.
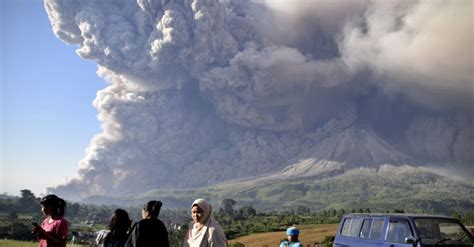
[[80, 164, 474, 215]]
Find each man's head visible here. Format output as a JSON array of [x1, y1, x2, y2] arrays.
[[286, 227, 300, 242]]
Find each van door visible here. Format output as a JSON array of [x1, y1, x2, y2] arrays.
[[334, 217, 385, 247], [359, 217, 385, 246], [384, 220, 415, 247]]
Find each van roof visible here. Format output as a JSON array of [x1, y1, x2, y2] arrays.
[[343, 213, 457, 220]]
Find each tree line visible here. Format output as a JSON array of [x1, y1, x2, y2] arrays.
[[1, 189, 474, 245]]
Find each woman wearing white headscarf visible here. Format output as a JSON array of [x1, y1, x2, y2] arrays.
[[183, 198, 228, 247]]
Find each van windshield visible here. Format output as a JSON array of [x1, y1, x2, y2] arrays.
[[414, 218, 473, 246]]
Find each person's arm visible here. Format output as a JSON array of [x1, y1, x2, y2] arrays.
[[124, 222, 138, 247], [33, 220, 68, 247], [37, 230, 67, 247], [209, 227, 228, 247], [279, 240, 288, 247], [161, 222, 170, 247], [95, 230, 109, 246]]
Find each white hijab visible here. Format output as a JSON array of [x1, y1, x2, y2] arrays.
[[183, 198, 227, 247]]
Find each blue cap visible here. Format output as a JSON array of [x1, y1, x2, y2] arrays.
[[286, 227, 299, 236]]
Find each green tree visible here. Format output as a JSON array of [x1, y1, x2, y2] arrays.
[[238, 206, 256, 218], [321, 235, 335, 247], [68, 202, 81, 218], [296, 205, 309, 215], [18, 189, 39, 213], [222, 198, 236, 216], [10, 222, 36, 241], [8, 211, 18, 220], [338, 209, 346, 217], [452, 211, 461, 220]]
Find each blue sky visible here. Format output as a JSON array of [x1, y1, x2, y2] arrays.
[[1, 0, 104, 197]]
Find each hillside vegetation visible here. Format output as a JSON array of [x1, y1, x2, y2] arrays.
[[82, 165, 474, 215]]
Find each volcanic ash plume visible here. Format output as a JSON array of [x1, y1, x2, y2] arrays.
[[44, 0, 474, 200]]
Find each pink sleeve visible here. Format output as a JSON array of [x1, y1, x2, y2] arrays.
[[56, 219, 68, 240]]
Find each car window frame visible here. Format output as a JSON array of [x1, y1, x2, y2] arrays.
[[368, 217, 385, 240], [385, 218, 414, 244], [348, 217, 364, 237], [412, 217, 474, 245]]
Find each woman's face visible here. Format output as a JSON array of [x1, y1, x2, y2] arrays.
[[191, 205, 204, 223]]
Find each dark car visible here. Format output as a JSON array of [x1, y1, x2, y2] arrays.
[[334, 213, 473, 247]]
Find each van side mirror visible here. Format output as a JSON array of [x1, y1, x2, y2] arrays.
[[405, 236, 416, 244]]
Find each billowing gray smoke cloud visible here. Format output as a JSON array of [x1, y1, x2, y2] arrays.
[[44, 0, 473, 199]]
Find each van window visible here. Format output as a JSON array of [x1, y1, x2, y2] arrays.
[[369, 219, 384, 240], [341, 218, 351, 236], [340, 218, 363, 237], [349, 218, 363, 237], [414, 218, 474, 245], [387, 221, 412, 243], [359, 218, 372, 238]]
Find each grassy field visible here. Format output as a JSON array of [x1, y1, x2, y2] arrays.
[[0, 240, 87, 247], [229, 224, 338, 247], [0, 240, 37, 247]]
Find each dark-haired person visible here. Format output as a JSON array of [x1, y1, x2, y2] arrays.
[[183, 198, 227, 247], [96, 209, 132, 247], [125, 200, 169, 247], [32, 194, 68, 247]]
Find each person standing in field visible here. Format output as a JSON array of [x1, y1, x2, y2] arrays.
[[96, 208, 132, 247], [32, 194, 68, 247], [125, 200, 169, 247], [280, 227, 303, 247], [183, 198, 228, 247]]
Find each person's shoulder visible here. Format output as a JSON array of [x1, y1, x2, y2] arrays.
[[207, 224, 224, 233], [52, 216, 68, 223], [154, 219, 168, 231], [279, 240, 289, 247], [139, 219, 166, 229], [54, 217, 69, 227], [96, 230, 110, 244], [292, 242, 303, 247], [151, 218, 166, 226], [97, 229, 110, 236]]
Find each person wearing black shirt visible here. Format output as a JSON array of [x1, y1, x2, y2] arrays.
[[125, 200, 169, 247]]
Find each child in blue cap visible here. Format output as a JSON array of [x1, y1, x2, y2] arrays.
[[280, 227, 303, 247]]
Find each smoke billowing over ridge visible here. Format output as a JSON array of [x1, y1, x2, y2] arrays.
[[44, 0, 473, 200]]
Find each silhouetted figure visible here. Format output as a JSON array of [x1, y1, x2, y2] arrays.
[[32, 194, 68, 247], [125, 200, 169, 247], [96, 209, 132, 247], [280, 227, 303, 247], [183, 198, 227, 247]]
